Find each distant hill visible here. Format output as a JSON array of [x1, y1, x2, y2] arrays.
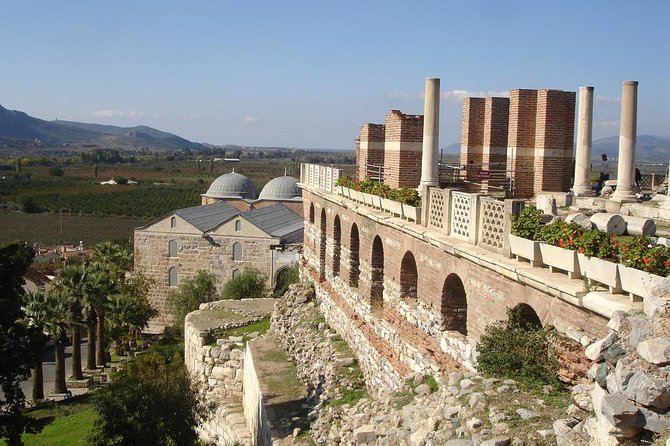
[[0, 104, 204, 150], [443, 136, 670, 161]]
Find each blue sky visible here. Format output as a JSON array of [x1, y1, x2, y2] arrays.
[[1, 0, 668, 150]]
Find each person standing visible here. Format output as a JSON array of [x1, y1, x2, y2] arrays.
[[597, 153, 611, 195]]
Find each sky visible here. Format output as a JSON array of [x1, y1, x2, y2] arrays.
[[1, 1, 668, 150]]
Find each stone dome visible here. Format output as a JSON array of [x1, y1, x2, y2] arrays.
[[205, 171, 256, 199], [258, 175, 301, 200]]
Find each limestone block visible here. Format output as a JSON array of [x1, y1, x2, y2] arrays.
[[585, 331, 618, 362], [644, 278, 670, 317], [657, 236, 670, 247], [565, 213, 593, 230], [600, 394, 641, 437], [353, 424, 377, 443], [637, 338, 670, 366], [639, 406, 670, 434], [622, 370, 670, 409], [536, 195, 558, 215], [628, 315, 654, 348], [621, 215, 656, 236], [607, 310, 627, 332], [589, 213, 626, 236], [211, 366, 227, 381]]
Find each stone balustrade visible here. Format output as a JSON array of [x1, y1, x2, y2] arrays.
[[299, 163, 342, 193]]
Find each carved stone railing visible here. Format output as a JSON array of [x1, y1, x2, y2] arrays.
[[299, 163, 342, 193], [639, 174, 666, 191], [425, 187, 517, 256]]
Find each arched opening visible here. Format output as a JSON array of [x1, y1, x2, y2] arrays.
[[168, 267, 178, 287], [319, 208, 327, 281], [168, 239, 177, 257], [441, 273, 467, 335], [349, 223, 360, 287], [235, 220, 241, 232], [332, 215, 341, 277], [233, 242, 243, 261], [232, 269, 240, 279], [370, 236, 384, 316], [399, 251, 418, 300], [509, 303, 542, 330], [309, 203, 315, 224], [170, 216, 177, 228], [274, 264, 297, 297]]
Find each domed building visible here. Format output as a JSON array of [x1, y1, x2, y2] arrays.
[[253, 171, 303, 216], [135, 167, 304, 332], [201, 170, 257, 210]]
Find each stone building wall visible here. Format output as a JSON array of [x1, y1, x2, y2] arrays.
[[460, 97, 485, 188], [356, 123, 385, 181], [534, 89, 576, 194], [482, 97, 510, 190], [507, 89, 539, 198], [134, 222, 275, 329], [302, 189, 608, 389], [383, 110, 424, 188]]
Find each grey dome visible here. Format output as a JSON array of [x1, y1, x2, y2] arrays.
[[205, 171, 256, 199], [258, 175, 301, 200]]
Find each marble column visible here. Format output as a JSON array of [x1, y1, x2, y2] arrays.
[[572, 86, 595, 196], [611, 81, 639, 202], [419, 78, 440, 189]]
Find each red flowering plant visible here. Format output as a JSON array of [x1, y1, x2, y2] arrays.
[[572, 229, 619, 261], [538, 219, 585, 249], [619, 235, 670, 276], [335, 176, 421, 206]]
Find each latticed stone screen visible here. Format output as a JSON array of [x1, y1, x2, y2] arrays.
[[428, 189, 448, 229], [301, 163, 342, 192], [450, 192, 472, 241], [478, 198, 506, 252]]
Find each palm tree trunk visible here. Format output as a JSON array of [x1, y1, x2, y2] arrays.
[[71, 325, 83, 380], [31, 352, 44, 402], [54, 336, 67, 394], [96, 311, 106, 367], [86, 319, 97, 370]]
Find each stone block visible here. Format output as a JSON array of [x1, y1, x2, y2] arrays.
[[636, 338, 670, 366], [353, 424, 377, 444], [639, 407, 670, 434], [585, 331, 618, 362]]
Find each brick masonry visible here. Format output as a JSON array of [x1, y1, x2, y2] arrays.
[[356, 123, 385, 180], [301, 189, 607, 387], [383, 110, 424, 189]]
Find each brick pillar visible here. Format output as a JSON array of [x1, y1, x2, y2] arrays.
[[507, 89, 538, 198], [460, 98, 485, 190], [534, 89, 576, 194], [384, 110, 423, 188], [482, 97, 510, 192], [357, 123, 385, 181]]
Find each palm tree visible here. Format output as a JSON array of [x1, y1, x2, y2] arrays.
[[52, 264, 87, 381], [106, 274, 157, 355], [41, 290, 70, 394], [24, 291, 50, 402], [81, 265, 112, 370], [90, 241, 134, 366]]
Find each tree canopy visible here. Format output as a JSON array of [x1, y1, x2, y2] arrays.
[[166, 270, 219, 331]]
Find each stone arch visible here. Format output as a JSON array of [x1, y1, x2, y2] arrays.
[[309, 203, 315, 224], [332, 215, 341, 277], [399, 250, 418, 300], [370, 235, 384, 316], [319, 208, 327, 281], [441, 273, 467, 335], [170, 216, 177, 228], [274, 264, 295, 296], [232, 268, 240, 279], [168, 267, 178, 287], [509, 303, 542, 329], [235, 220, 241, 232], [349, 223, 360, 287], [168, 239, 177, 257]]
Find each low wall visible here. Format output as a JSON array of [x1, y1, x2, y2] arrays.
[[242, 344, 272, 446]]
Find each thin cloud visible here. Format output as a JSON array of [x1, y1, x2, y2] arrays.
[[91, 109, 145, 119], [595, 95, 621, 104], [442, 90, 509, 101], [241, 116, 259, 124], [595, 119, 620, 129], [384, 91, 423, 101]]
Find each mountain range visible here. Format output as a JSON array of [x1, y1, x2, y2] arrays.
[[444, 135, 670, 161], [0, 104, 203, 150]]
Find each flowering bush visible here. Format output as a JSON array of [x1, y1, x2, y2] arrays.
[[538, 219, 585, 250], [572, 229, 619, 261], [620, 235, 670, 276], [510, 205, 543, 240], [336, 176, 421, 207]]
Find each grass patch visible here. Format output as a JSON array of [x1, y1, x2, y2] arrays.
[[0, 393, 99, 446], [206, 317, 271, 346], [329, 388, 366, 408], [425, 375, 439, 393], [392, 390, 416, 409], [209, 308, 246, 321]]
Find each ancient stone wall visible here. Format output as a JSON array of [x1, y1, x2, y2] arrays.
[[356, 123, 385, 181], [134, 229, 274, 330], [383, 110, 423, 188], [301, 189, 607, 389]]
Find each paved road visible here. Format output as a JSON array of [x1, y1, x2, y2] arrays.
[[19, 339, 90, 400]]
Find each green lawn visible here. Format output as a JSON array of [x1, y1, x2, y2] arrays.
[[0, 393, 99, 446]]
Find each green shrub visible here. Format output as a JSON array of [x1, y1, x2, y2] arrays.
[[620, 235, 670, 276], [274, 263, 299, 297], [573, 228, 619, 260], [166, 270, 219, 331], [510, 205, 542, 240], [538, 219, 584, 249], [221, 268, 267, 300], [476, 306, 560, 388], [335, 176, 421, 207]]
